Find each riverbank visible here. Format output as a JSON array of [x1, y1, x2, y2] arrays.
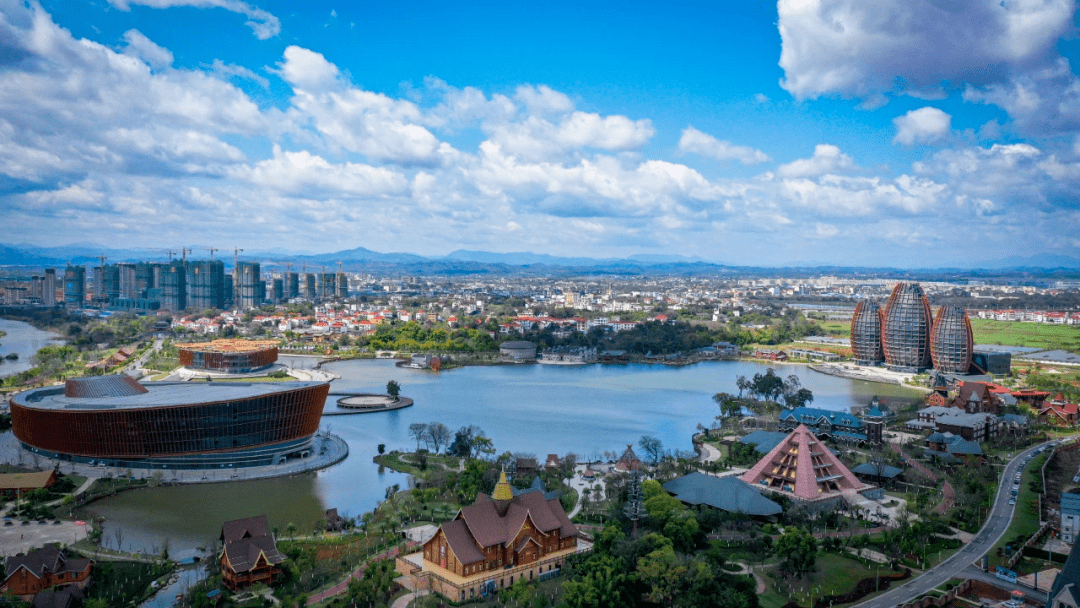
[[809, 362, 932, 392], [0, 430, 350, 485]]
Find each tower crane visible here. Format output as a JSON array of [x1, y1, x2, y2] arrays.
[[207, 247, 219, 260], [182, 247, 192, 263]]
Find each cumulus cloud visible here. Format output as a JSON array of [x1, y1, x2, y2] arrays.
[[107, 0, 281, 40], [778, 0, 1073, 102], [893, 107, 952, 145], [484, 111, 654, 163], [279, 46, 341, 92], [231, 145, 409, 198], [678, 126, 770, 165], [776, 144, 856, 178], [121, 29, 173, 69], [514, 84, 574, 115]]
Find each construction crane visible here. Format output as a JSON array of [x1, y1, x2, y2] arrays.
[[98, 255, 107, 268], [338, 261, 343, 274], [182, 247, 192, 263], [164, 249, 176, 262], [207, 247, 219, 260], [233, 248, 244, 270]]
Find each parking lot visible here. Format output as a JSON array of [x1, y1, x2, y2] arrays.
[[0, 517, 88, 557]]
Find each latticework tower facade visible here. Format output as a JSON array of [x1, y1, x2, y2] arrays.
[[850, 300, 884, 364], [882, 282, 933, 371], [930, 306, 973, 374]]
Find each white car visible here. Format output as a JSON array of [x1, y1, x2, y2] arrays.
[[1009, 498, 1017, 505]]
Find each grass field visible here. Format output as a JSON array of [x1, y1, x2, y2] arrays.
[[759, 552, 896, 608], [819, 320, 851, 338], [971, 319, 1080, 353], [989, 453, 1046, 570]]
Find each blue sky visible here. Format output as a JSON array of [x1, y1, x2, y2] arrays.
[[1, 0, 1079, 266]]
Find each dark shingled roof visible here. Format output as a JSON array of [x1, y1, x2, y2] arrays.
[[4, 546, 89, 581], [1048, 541, 1080, 608], [739, 431, 790, 454], [851, 463, 903, 479], [32, 585, 84, 608], [445, 486, 578, 564], [662, 472, 782, 516], [220, 515, 285, 574], [64, 374, 148, 398], [441, 519, 485, 565]]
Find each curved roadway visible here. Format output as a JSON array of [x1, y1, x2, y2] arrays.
[[855, 440, 1053, 608]]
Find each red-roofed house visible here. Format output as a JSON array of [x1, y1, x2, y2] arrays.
[[1039, 394, 1079, 426]]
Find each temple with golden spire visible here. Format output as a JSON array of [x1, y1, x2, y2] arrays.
[[410, 468, 583, 602]]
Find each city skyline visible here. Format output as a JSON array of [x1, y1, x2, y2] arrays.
[[1, 0, 1079, 267]]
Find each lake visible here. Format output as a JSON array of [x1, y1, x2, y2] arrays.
[[0, 318, 64, 379], [80, 358, 923, 554]]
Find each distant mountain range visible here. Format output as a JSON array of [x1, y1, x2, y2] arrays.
[[0, 243, 1077, 276]]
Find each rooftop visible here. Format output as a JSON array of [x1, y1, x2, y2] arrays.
[[14, 378, 326, 411], [176, 339, 280, 353]]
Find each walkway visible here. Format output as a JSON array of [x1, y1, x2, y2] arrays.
[[391, 588, 429, 608], [0, 431, 349, 485], [889, 442, 954, 514], [305, 545, 409, 606]]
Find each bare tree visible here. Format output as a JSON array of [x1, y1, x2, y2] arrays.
[[427, 422, 450, 454], [408, 423, 428, 452], [113, 527, 124, 552]]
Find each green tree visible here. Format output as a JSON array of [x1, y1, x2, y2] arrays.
[[774, 526, 818, 578], [562, 554, 635, 608], [713, 392, 743, 419], [386, 380, 401, 399]]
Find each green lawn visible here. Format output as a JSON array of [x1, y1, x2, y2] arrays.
[[971, 319, 1080, 354], [989, 453, 1047, 569], [759, 552, 898, 608]]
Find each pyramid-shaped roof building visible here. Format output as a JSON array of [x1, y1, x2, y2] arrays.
[[740, 424, 868, 501]]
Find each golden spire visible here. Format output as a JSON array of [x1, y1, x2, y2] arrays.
[[492, 469, 513, 501]]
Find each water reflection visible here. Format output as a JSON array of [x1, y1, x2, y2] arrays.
[[83, 359, 923, 554]]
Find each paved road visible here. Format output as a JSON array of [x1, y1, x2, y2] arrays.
[[854, 441, 1051, 608]]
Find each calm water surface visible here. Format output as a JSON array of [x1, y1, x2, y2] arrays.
[[81, 359, 923, 554], [0, 318, 64, 379]]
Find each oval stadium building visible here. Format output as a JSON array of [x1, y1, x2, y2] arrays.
[[850, 300, 884, 365], [10, 375, 329, 469], [930, 306, 973, 374], [177, 339, 279, 373], [882, 282, 933, 371]]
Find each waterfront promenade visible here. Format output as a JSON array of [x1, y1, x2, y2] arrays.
[[0, 430, 349, 484]]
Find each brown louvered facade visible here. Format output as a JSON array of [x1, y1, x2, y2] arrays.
[[11, 381, 327, 468], [177, 339, 279, 373]]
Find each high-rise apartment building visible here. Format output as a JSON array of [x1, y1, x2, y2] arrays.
[[303, 274, 316, 300], [43, 268, 57, 306], [156, 261, 187, 311], [188, 260, 225, 310], [63, 266, 85, 307], [336, 272, 348, 299], [235, 262, 262, 310], [286, 272, 300, 300]]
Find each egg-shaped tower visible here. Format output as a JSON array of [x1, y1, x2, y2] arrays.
[[850, 300, 884, 364], [930, 306, 973, 374], [882, 282, 933, 371]]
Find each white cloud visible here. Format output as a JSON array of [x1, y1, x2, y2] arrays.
[[777, 0, 1076, 133], [678, 126, 770, 165], [813, 223, 839, 239], [230, 145, 408, 198], [279, 46, 340, 93], [107, 0, 281, 39], [893, 107, 952, 145], [776, 144, 855, 178], [121, 29, 172, 69], [514, 84, 574, 115], [209, 59, 268, 87], [778, 173, 946, 216], [484, 111, 654, 163]]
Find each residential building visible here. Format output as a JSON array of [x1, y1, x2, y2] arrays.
[[1061, 492, 1080, 544], [220, 515, 286, 591], [0, 546, 92, 601]]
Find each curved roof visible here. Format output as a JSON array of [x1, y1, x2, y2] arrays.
[[663, 472, 782, 516], [14, 378, 327, 411], [176, 339, 279, 353]]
